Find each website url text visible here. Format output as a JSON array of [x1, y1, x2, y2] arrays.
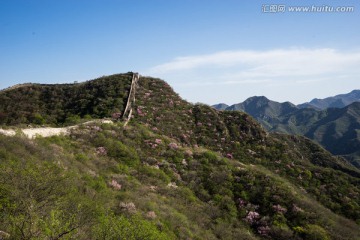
[[262, 5, 355, 13]]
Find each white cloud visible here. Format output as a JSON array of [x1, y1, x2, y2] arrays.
[[174, 78, 271, 87], [145, 48, 360, 104], [148, 48, 360, 79]]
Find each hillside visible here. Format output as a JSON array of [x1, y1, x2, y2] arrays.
[[214, 97, 360, 168], [1, 74, 360, 239], [0, 73, 133, 126], [305, 102, 360, 167]]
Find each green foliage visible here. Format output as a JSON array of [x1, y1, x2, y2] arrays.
[[92, 213, 171, 240], [75, 153, 89, 163], [304, 224, 330, 240], [0, 154, 96, 239], [0, 73, 132, 126], [33, 113, 45, 125], [65, 114, 81, 125]]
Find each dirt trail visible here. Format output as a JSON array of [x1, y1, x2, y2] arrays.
[[0, 119, 113, 139]]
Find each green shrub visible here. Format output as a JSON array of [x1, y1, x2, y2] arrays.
[[304, 224, 330, 240], [75, 153, 89, 162], [92, 213, 172, 240]]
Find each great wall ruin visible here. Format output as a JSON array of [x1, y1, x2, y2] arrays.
[[0, 73, 140, 138]]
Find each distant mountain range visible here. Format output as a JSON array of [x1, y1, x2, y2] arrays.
[[298, 90, 360, 110], [213, 90, 360, 168]]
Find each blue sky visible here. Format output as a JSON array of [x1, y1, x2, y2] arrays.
[[0, 0, 359, 104]]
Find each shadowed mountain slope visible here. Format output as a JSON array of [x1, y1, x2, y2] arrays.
[[225, 96, 298, 130], [305, 102, 360, 165]]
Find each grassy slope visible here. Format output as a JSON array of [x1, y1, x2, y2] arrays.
[[1, 121, 359, 239], [0, 74, 359, 239]]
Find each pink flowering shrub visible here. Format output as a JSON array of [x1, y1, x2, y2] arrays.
[[226, 153, 233, 159], [237, 198, 246, 208], [96, 147, 107, 155], [149, 185, 158, 191], [168, 142, 179, 150], [272, 204, 287, 214], [109, 179, 122, 190], [144, 140, 158, 148], [137, 107, 146, 116], [257, 225, 271, 236], [146, 211, 157, 219], [181, 134, 189, 140], [292, 204, 304, 213], [155, 138, 162, 144], [111, 112, 122, 119], [185, 149, 193, 156], [93, 125, 102, 131], [119, 202, 136, 213], [152, 143, 158, 148], [245, 211, 260, 224]]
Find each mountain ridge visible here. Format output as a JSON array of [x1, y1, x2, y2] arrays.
[[213, 91, 360, 168], [297, 89, 360, 110]]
